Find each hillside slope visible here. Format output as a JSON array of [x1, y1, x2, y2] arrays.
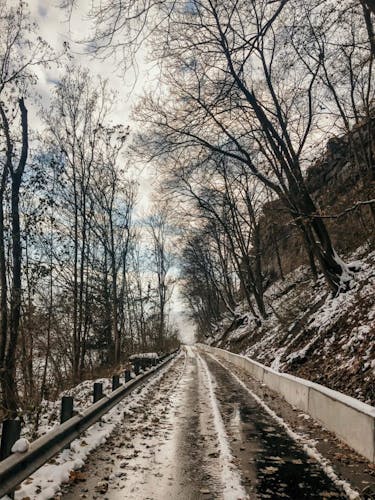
[[206, 246, 375, 405]]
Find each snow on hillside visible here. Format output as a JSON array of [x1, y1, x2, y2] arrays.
[[207, 246, 375, 405]]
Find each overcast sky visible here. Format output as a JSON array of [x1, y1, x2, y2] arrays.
[[29, 1, 134, 114], [27, 0, 196, 344]]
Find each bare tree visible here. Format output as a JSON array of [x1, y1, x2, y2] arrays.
[[182, 228, 229, 328], [89, 126, 134, 364], [145, 206, 174, 350], [301, 1, 375, 224], [0, 97, 28, 416], [0, 0, 63, 415], [68, 0, 374, 294], [171, 155, 267, 318], [133, 0, 368, 294], [44, 68, 114, 381]]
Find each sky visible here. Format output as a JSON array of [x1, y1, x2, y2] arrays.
[[28, 0, 165, 216], [29, 1, 136, 115], [26, 0, 197, 343]]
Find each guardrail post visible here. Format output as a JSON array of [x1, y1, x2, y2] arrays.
[[112, 375, 120, 391], [124, 370, 131, 382], [93, 382, 103, 403], [134, 360, 140, 376], [60, 396, 74, 424], [0, 420, 21, 462]]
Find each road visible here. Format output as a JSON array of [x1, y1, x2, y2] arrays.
[[61, 347, 363, 499]]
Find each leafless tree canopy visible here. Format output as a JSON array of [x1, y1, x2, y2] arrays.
[[0, 0, 373, 416]]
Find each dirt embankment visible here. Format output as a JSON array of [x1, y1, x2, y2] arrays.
[[207, 247, 375, 406], [206, 121, 375, 405]]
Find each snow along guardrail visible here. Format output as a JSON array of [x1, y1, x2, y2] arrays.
[[0, 349, 179, 499], [198, 344, 375, 463]]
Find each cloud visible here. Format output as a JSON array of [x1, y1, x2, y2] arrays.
[[37, 3, 47, 17]]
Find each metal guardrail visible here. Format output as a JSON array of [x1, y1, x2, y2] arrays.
[[0, 350, 179, 498]]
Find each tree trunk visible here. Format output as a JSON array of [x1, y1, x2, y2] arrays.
[[291, 187, 351, 294], [362, 0, 375, 17], [295, 219, 318, 280], [111, 258, 120, 364], [0, 104, 10, 402], [0, 178, 8, 373], [252, 223, 266, 318], [3, 98, 28, 416], [271, 224, 284, 280], [72, 167, 80, 383]]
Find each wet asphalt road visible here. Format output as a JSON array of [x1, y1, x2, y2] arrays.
[[62, 347, 349, 499]]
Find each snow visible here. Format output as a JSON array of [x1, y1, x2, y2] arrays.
[[0, 353, 182, 500], [11, 438, 30, 454], [210, 247, 375, 404], [210, 353, 361, 500], [332, 249, 356, 294], [129, 352, 158, 360], [270, 351, 283, 371], [197, 353, 248, 500]]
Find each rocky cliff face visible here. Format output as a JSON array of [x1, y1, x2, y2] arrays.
[[259, 120, 375, 280]]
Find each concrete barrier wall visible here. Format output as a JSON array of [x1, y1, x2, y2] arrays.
[[199, 344, 375, 463], [308, 385, 375, 462], [264, 370, 311, 413]]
